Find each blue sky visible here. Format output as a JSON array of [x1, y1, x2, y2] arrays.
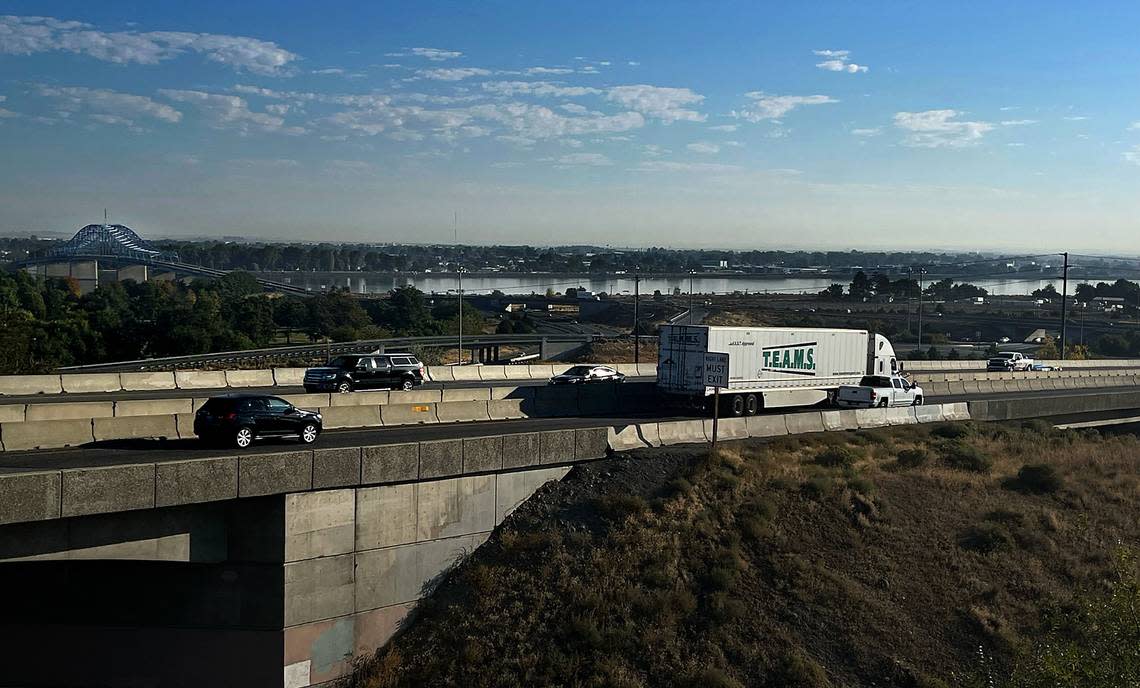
[[1, 1, 1139, 250]]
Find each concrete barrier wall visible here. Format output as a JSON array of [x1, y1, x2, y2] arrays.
[[0, 426, 608, 526], [1, 363, 663, 398]]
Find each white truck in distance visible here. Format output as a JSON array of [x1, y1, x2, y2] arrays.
[[656, 325, 900, 416], [987, 351, 1034, 372], [836, 374, 924, 408]]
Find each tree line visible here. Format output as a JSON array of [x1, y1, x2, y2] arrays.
[[0, 270, 486, 374], [819, 272, 990, 301]]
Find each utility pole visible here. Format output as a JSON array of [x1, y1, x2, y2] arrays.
[[915, 266, 926, 353], [688, 273, 694, 324], [457, 267, 464, 365], [633, 272, 641, 365], [1060, 252, 1069, 360]]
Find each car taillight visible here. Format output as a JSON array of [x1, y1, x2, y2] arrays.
[[224, 412, 237, 421], [870, 391, 877, 398]]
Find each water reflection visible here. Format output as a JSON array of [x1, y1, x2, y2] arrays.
[[258, 273, 1087, 298]]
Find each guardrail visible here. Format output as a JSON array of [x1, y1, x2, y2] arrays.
[[903, 358, 1140, 371], [55, 333, 612, 372], [0, 363, 659, 398]]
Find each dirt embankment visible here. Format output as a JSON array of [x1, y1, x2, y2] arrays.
[[346, 421, 1140, 688]]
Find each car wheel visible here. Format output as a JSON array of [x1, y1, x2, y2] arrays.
[[299, 423, 319, 444], [234, 426, 254, 449], [912, 396, 923, 406], [400, 378, 414, 392], [336, 381, 352, 394], [879, 398, 889, 408]]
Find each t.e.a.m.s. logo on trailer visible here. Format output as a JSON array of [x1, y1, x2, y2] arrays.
[[760, 341, 817, 376]]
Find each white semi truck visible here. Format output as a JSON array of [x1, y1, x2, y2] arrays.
[[656, 325, 900, 415]]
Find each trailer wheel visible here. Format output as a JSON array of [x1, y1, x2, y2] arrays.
[[730, 395, 745, 417], [745, 394, 759, 415]]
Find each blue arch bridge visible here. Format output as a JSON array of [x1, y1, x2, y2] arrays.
[[14, 223, 309, 295]]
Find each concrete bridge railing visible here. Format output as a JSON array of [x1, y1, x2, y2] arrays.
[[0, 363, 660, 397]]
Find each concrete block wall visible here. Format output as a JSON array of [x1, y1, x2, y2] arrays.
[[282, 466, 570, 687], [0, 363, 661, 399]]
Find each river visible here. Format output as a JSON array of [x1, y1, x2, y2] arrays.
[[254, 272, 1107, 297]]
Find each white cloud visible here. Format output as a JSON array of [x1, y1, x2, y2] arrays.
[[813, 49, 868, 73], [468, 102, 645, 139], [560, 103, 590, 115], [312, 68, 345, 75], [687, 141, 720, 154], [482, 81, 601, 98], [893, 109, 994, 148], [627, 61, 640, 66], [0, 95, 17, 118], [35, 85, 182, 128], [605, 85, 705, 123], [159, 89, 303, 134], [556, 152, 612, 166], [732, 92, 838, 122], [497, 135, 537, 148], [0, 15, 299, 75], [1128, 121, 1140, 131], [708, 124, 738, 132], [416, 67, 491, 81], [851, 127, 882, 137], [1000, 119, 1038, 126], [525, 66, 575, 75], [630, 160, 743, 173], [1063, 116, 1090, 121], [1124, 145, 1140, 165], [411, 47, 462, 61]]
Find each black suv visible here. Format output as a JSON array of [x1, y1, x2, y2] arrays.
[[194, 394, 323, 448], [304, 353, 426, 393]]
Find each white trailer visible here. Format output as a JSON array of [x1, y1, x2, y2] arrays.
[[656, 325, 899, 415]]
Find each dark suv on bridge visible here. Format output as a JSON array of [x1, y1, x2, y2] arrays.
[[194, 394, 323, 448], [304, 353, 426, 393]]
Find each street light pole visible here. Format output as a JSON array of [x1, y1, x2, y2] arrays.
[[633, 271, 641, 365], [916, 267, 926, 353], [1060, 252, 1069, 360], [689, 270, 694, 324], [457, 267, 464, 365]]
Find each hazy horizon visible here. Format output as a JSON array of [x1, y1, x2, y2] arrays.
[[2, 2, 1139, 252]]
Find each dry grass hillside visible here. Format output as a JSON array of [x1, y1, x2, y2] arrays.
[[345, 422, 1140, 688]]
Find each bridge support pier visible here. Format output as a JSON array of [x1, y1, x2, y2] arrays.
[[0, 465, 571, 687]]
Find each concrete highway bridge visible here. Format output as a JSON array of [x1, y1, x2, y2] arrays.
[[0, 360, 1138, 686]]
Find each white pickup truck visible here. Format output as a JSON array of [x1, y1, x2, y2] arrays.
[[987, 351, 1034, 372], [836, 374, 924, 408]]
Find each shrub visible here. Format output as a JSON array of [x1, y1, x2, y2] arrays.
[[814, 445, 861, 468], [688, 668, 743, 688], [767, 651, 832, 688], [940, 440, 993, 473], [959, 523, 1012, 554], [847, 475, 877, 497], [896, 448, 930, 468], [802, 475, 836, 500], [1004, 464, 1064, 494], [931, 423, 971, 439], [596, 494, 649, 520]]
